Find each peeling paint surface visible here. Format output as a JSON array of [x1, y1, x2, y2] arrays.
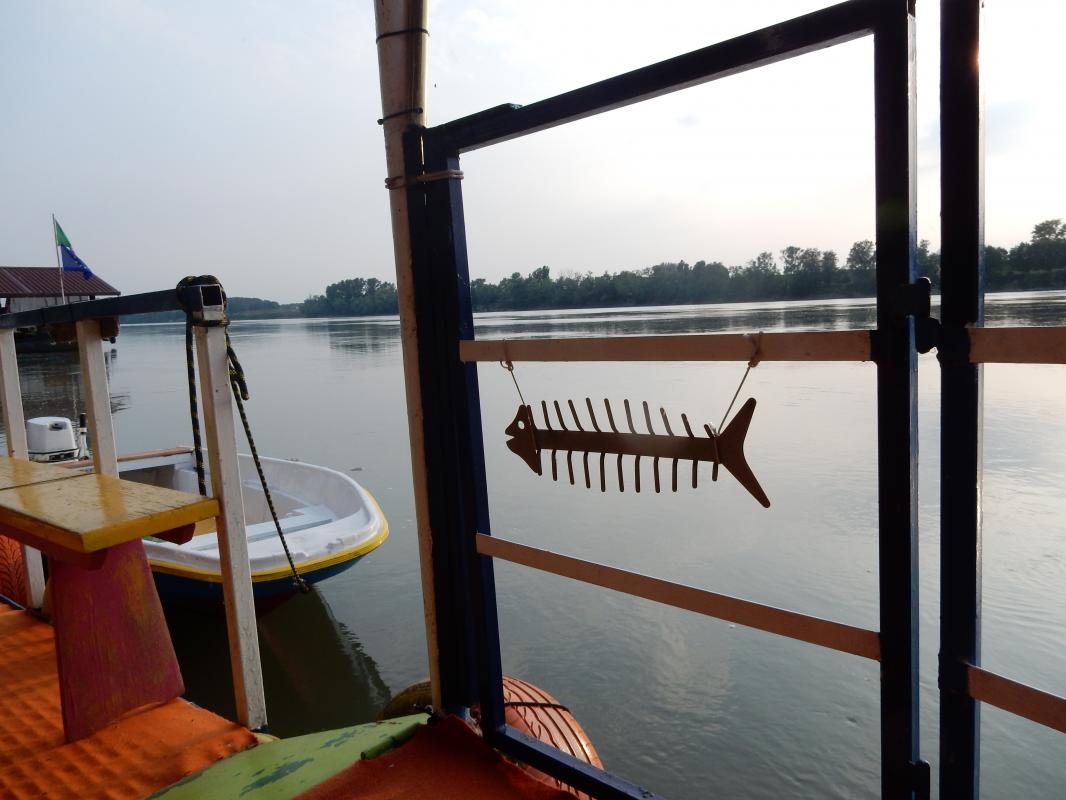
[[148, 714, 427, 800]]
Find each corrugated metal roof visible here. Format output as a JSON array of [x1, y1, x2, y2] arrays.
[[0, 267, 119, 298]]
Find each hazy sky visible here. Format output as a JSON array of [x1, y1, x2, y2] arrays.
[[2, 1, 1062, 303]]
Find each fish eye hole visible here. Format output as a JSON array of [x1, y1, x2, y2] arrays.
[[517, 421, 525, 429]]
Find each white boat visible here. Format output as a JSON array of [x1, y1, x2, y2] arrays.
[[26, 419, 389, 601], [123, 450, 389, 601]]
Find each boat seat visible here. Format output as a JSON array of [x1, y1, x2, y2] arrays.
[[249, 504, 334, 537], [187, 505, 336, 551]]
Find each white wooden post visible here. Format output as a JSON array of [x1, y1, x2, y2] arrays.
[[76, 320, 119, 476], [0, 329, 46, 608], [193, 313, 267, 730]]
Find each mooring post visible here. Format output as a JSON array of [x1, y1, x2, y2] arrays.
[[0, 328, 45, 608], [191, 286, 267, 731], [76, 320, 119, 476]]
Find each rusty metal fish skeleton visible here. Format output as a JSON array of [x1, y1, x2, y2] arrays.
[[505, 397, 770, 507]]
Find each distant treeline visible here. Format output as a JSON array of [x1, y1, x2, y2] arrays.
[[297, 219, 1065, 316], [122, 219, 1066, 322], [123, 296, 300, 323]]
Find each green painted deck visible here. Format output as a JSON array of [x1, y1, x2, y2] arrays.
[[147, 714, 428, 800]]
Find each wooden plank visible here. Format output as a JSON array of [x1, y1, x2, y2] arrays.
[[0, 330, 45, 608], [61, 446, 195, 470], [476, 534, 881, 660], [144, 715, 428, 799], [51, 539, 184, 740], [0, 456, 83, 489], [969, 326, 1066, 364], [459, 330, 872, 363], [967, 666, 1066, 734], [76, 319, 118, 476], [0, 330, 29, 458], [0, 472, 219, 554], [195, 323, 267, 730]]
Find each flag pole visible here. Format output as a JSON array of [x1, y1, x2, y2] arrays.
[[52, 213, 66, 304]]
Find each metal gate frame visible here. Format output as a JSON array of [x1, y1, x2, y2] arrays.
[[939, 1, 1066, 797], [402, 1, 926, 796]]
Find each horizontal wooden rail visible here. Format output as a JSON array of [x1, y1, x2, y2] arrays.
[[476, 534, 881, 660], [969, 327, 1066, 364], [967, 666, 1066, 734], [60, 447, 195, 470], [461, 330, 872, 364]]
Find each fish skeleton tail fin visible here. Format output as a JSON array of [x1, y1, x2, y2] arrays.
[[717, 397, 770, 508]]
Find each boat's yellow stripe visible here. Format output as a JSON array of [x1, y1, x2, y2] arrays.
[[148, 494, 389, 584]]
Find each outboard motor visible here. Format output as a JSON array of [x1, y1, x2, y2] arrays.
[[77, 413, 89, 459], [26, 417, 79, 463]]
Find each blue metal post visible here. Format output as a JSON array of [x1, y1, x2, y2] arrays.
[[938, 1, 984, 796], [873, 2, 924, 797]]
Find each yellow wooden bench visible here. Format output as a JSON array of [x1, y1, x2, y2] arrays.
[[0, 456, 220, 741]]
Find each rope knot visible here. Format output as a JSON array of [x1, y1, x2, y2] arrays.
[[747, 332, 763, 369]]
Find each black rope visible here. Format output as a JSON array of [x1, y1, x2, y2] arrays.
[[176, 276, 310, 593]]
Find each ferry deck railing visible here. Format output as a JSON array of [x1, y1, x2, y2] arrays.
[[395, 0, 1066, 797], [0, 284, 268, 731]]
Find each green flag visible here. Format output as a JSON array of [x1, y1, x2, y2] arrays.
[[53, 219, 72, 249]]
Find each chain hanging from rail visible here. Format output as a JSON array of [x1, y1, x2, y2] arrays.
[[176, 276, 310, 593]]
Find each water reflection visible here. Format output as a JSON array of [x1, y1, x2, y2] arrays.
[[473, 301, 880, 340], [0, 350, 130, 443], [306, 318, 402, 358], [165, 589, 391, 738], [3, 293, 1065, 797]]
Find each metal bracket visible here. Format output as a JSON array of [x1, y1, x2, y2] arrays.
[[915, 316, 941, 355], [909, 759, 932, 800], [179, 284, 226, 323], [938, 654, 971, 696], [934, 321, 973, 366], [870, 278, 941, 360], [891, 277, 932, 319]]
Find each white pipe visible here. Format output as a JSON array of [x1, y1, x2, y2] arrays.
[[373, 0, 442, 711]]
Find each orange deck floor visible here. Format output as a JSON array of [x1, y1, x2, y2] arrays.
[[0, 603, 257, 799]]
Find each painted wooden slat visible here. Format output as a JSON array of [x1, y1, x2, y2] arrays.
[[476, 534, 881, 660], [967, 666, 1066, 734], [459, 331, 872, 364], [51, 539, 184, 741], [194, 323, 267, 730], [145, 715, 428, 800], [0, 329, 46, 607], [76, 319, 119, 476], [968, 326, 1066, 364]]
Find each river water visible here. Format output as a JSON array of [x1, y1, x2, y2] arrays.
[[4, 291, 1066, 798]]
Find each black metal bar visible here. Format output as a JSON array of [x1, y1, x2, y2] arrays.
[[873, 2, 923, 798], [491, 726, 664, 800], [428, 0, 879, 153], [0, 289, 183, 329], [938, 0, 985, 796], [403, 129, 482, 714]]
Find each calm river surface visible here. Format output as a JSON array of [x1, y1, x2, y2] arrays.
[[5, 291, 1066, 798]]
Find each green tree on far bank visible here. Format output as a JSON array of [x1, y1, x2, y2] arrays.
[[297, 218, 1065, 317]]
